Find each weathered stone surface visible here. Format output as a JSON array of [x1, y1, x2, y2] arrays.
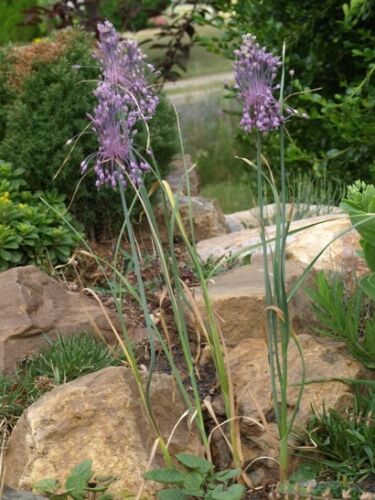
[[155, 195, 229, 242], [5, 366, 202, 499], [2, 486, 45, 500], [0, 266, 121, 374], [197, 214, 362, 274], [188, 259, 313, 348], [225, 334, 373, 485], [165, 154, 200, 196], [225, 204, 342, 233]]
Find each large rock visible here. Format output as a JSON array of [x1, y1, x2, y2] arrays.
[[0, 266, 121, 374], [188, 259, 313, 348], [224, 334, 373, 485], [225, 204, 342, 232], [197, 214, 362, 274], [4, 366, 202, 498], [155, 195, 229, 242]]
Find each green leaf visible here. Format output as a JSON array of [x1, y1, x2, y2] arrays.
[[157, 488, 187, 500], [175, 454, 213, 474], [213, 469, 241, 483], [33, 478, 60, 494], [0, 248, 12, 260], [65, 459, 93, 498], [360, 273, 375, 300], [144, 468, 185, 484], [363, 241, 375, 272], [289, 463, 321, 483], [182, 471, 204, 491], [211, 484, 245, 500]]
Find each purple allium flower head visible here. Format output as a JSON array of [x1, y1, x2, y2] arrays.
[[84, 21, 159, 189], [234, 34, 282, 133]]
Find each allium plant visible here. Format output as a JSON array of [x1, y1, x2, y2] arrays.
[[79, 20, 237, 474], [234, 34, 282, 133], [235, 34, 305, 483], [82, 20, 159, 188]]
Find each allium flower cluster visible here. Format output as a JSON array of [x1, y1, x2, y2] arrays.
[[234, 34, 282, 133], [83, 21, 159, 188]]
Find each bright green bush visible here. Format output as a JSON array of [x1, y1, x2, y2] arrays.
[[0, 161, 81, 271], [0, 29, 178, 238]]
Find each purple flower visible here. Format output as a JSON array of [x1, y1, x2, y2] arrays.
[[234, 34, 282, 133], [84, 21, 159, 189]]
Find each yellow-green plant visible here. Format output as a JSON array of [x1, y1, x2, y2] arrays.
[[0, 161, 81, 271]]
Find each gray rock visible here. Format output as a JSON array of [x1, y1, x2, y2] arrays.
[[2, 486, 45, 499]]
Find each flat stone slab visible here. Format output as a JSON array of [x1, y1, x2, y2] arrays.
[[197, 214, 363, 274], [188, 259, 313, 347], [0, 266, 121, 374], [225, 203, 342, 232]]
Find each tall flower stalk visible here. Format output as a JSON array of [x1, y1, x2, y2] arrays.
[[84, 20, 242, 468], [235, 34, 305, 481]]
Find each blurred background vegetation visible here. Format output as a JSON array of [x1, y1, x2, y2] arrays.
[[0, 0, 373, 227]]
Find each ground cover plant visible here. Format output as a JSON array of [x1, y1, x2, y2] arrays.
[[0, 333, 122, 430], [303, 389, 375, 485], [0, 161, 80, 270]]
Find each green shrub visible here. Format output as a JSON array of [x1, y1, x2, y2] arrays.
[[0, 29, 178, 238], [0, 161, 81, 271], [198, 0, 375, 184], [101, 0, 172, 31], [0, 0, 41, 45]]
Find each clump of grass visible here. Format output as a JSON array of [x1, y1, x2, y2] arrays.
[[0, 333, 122, 429], [302, 390, 375, 484]]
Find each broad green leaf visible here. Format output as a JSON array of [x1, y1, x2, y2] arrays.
[[157, 488, 187, 500], [33, 478, 60, 494], [144, 468, 185, 484], [182, 470, 204, 492], [213, 468, 241, 483], [211, 484, 245, 500], [175, 453, 213, 474], [364, 320, 375, 355], [360, 273, 375, 300], [65, 459, 93, 498], [363, 241, 375, 271]]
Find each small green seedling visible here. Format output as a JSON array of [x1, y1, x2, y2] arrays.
[[33, 460, 115, 500], [144, 453, 245, 499]]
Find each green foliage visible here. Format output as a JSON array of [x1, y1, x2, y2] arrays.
[[198, 0, 375, 183], [302, 390, 375, 484], [0, 29, 178, 237], [102, 0, 172, 31], [341, 180, 375, 300], [33, 459, 114, 499], [307, 271, 375, 369], [0, 0, 41, 45], [144, 454, 245, 499], [0, 161, 81, 271], [0, 333, 123, 428], [279, 479, 368, 499]]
